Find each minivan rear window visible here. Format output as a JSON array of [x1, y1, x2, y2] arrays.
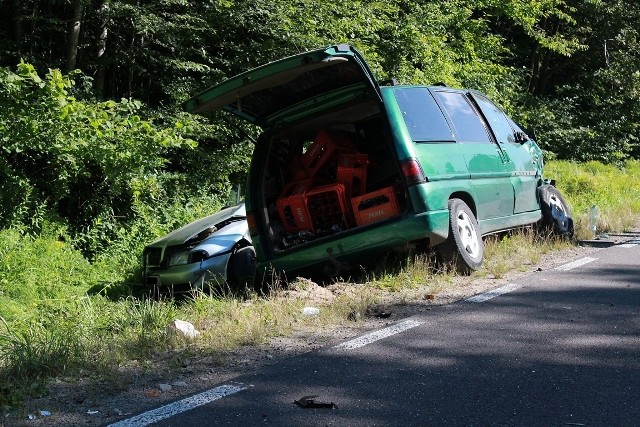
[[394, 88, 454, 142]]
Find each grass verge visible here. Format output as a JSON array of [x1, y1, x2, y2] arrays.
[[1, 159, 640, 408]]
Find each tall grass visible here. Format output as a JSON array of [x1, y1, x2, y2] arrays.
[[482, 229, 571, 279]]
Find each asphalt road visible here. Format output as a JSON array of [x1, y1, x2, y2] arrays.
[[109, 239, 640, 427]]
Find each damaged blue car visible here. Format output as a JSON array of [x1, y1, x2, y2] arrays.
[[141, 202, 256, 293]]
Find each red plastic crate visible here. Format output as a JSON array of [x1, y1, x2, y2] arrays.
[[305, 183, 351, 232], [276, 179, 314, 233], [337, 153, 368, 198], [300, 130, 353, 178], [289, 154, 307, 181], [351, 186, 400, 227], [338, 152, 369, 168]]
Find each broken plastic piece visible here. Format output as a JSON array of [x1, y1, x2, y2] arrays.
[[302, 307, 320, 316], [294, 395, 337, 409]]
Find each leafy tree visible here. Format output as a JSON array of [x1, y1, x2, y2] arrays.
[[0, 62, 195, 250], [519, 0, 640, 161]]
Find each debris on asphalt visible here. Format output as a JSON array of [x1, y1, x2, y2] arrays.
[[144, 389, 160, 398], [158, 383, 173, 392], [39, 410, 51, 416], [172, 381, 189, 388], [294, 395, 337, 409], [366, 304, 392, 318], [87, 410, 99, 415]]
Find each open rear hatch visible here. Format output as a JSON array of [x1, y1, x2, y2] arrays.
[[185, 44, 408, 254], [184, 44, 381, 126]]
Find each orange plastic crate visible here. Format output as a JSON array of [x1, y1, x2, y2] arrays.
[[300, 130, 353, 178], [289, 154, 307, 181], [337, 153, 368, 198], [305, 183, 351, 232], [351, 186, 400, 226], [276, 179, 314, 233], [338, 152, 368, 168]]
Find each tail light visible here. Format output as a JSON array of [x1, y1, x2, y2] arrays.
[[401, 158, 426, 186]]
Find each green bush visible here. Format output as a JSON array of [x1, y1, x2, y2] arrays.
[[0, 228, 99, 322]]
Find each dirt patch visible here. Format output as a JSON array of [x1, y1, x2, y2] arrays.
[[1, 242, 609, 427]]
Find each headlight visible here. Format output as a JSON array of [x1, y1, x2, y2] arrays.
[[169, 251, 191, 266]]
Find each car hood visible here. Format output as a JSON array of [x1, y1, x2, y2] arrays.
[[148, 202, 246, 248], [184, 44, 380, 128]]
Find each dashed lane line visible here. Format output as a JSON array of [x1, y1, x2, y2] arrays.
[[466, 283, 522, 303], [554, 257, 598, 271], [107, 384, 246, 427], [334, 319, 423, 350], [618, 239, 639, 248]]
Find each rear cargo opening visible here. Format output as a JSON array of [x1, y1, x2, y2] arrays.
[[257, 100, 408, 253]]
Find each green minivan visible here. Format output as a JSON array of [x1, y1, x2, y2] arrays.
[[185, 44, 573, 280]]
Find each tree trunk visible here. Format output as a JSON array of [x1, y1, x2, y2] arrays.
[[94, 0, 110, 97], [65, 0, 84, 72], [527, 43, 541, 94], [11, 0, 23, 44], [537, 19, 561, 95]]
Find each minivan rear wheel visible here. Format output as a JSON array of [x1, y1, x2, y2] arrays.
[[441, 198, 484, 273]]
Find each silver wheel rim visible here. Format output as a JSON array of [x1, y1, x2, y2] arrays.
[[549, 194, 569, 231], [456, 210, 480, 259]]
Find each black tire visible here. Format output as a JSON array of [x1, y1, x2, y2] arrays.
[[440, 198, 484, 273], [539, 185, 574, 237], [228, 246, 257, 290]]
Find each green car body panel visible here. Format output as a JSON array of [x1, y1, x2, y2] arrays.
[[185, 44, 547, 278]]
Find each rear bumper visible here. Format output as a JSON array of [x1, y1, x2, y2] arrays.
[[256, 209, 450, 277]]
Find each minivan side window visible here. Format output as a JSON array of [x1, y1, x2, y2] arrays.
[[433, 91, 491, 144], [394, 88, 454, 142], [472, 94, 515, 144]]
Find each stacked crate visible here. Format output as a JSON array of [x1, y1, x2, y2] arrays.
[[337, 152, 368, 199], [351, 186, 400, 227], [276, 129, 400, 235]]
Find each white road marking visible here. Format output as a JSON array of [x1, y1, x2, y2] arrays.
[[466, 283, 522, 303], [554, 257, 598, 271], [617, 239, 639, 248], [107, 384, 246, 427], [334, 319, 423, 350]]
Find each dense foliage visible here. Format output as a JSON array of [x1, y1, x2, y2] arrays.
[[0, 0, 637, 275]]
